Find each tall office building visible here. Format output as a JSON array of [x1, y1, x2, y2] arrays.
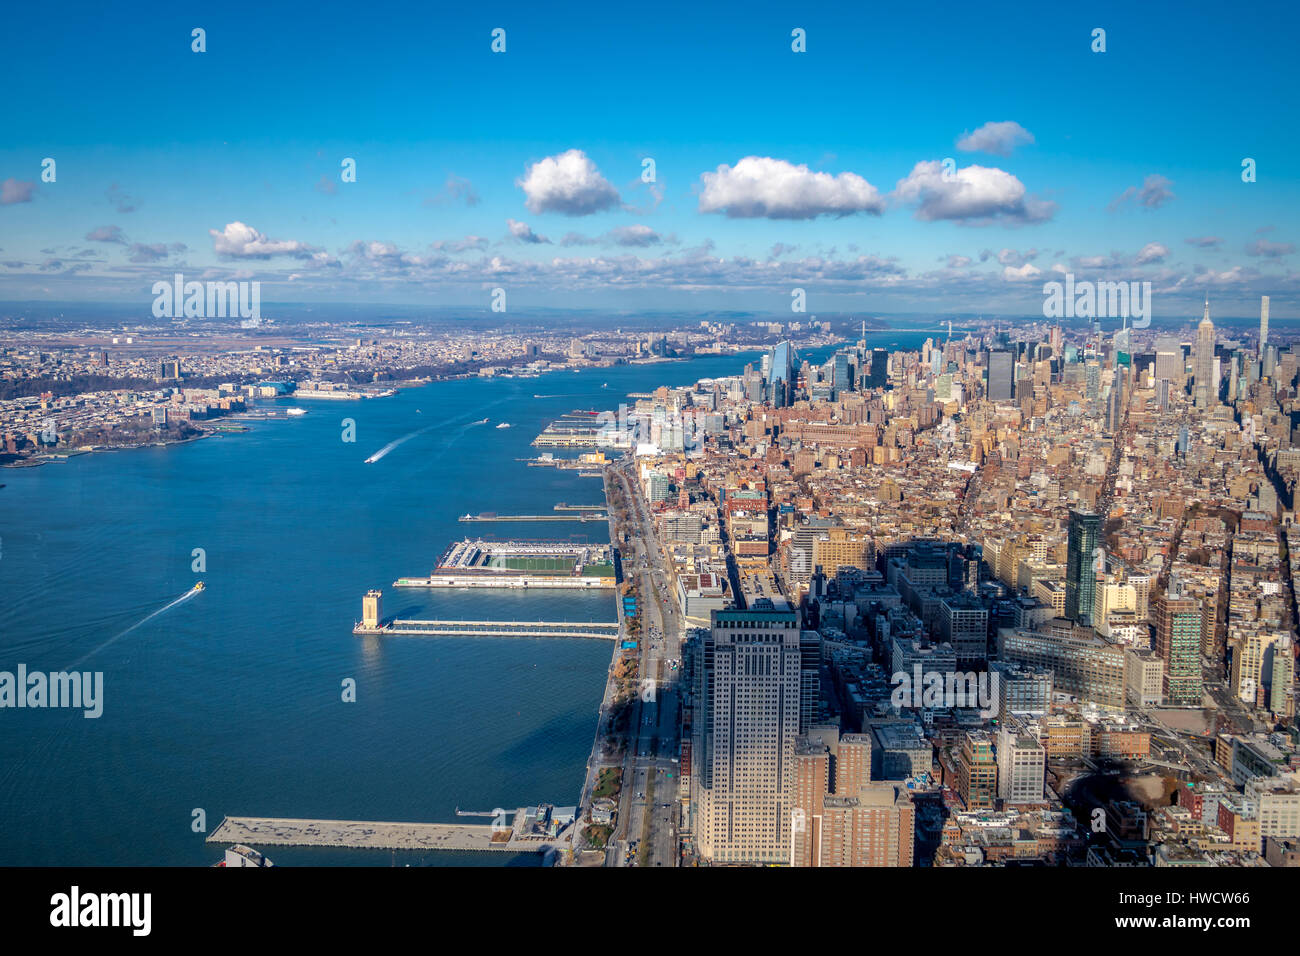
[[1065, 510, 1101, 626], [692, 608, 803, 864], [867, 348, 889, 389], [1194, 298, 1216, 408], [939, 594, 990, 667], [987, 349, 1014, 401], [1260, 295, 1270, 353], [1084, 360, 1101, 401], [1105, 365, 1124, 432], [1156, 592, 1203, 706], [767, 341, 795, 407], [831, 352, 851, 397], [1155, 335, 1182, 384], [1272, 636, 1295, 718], [997, 725, 1046, 804], [1230, 630, 1287, 707], [957, 731, 998, 809]]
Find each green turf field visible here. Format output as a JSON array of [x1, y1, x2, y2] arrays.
[[487, 554, 575, 572]]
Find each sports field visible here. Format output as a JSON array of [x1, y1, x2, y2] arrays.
[[487, 554, 576, 572]]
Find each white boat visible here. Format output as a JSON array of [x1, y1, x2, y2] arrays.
[[496, 422, 511, 429], [286, 407, 307, 417]]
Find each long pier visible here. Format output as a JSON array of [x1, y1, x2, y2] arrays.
[[206, 815, 556, 855], [458, 513, 607, 522], [354, 619, 620, 639]]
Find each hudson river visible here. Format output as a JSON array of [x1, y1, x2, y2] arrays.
[[0, 338, 918, 864]]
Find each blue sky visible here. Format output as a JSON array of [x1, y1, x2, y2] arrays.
[[1, 0, 1297, 318]]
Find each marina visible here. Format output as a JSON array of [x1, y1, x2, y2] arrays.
[[532, 410, 628, 449]]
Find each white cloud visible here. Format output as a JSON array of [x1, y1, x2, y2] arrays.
[[1246, 238, 1293, 258], [431, 235, 489, 253], [608, 225, 662, 247], [893, 161, 1055, 225], [1135, 241, 1168, 264], [210, 221, 317, 259], [1, 179, 37, 205], [697, 156, 885, 219], [996, 248, 1038, 267], [561, 224, 668, 248], [517, 149, 620, 216], [1002, 263, 1042, 281], [956, 121, 1035, 157], [1110, 174, 1175, 211], [86, 225, 126, 244], [507, 219, 550, 244]]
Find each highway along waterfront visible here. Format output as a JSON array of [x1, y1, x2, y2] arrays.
[[1, 347, 845, 865]]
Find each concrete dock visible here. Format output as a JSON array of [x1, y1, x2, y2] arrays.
[[207, 816, 522, 852], [354, 619, 620, 638], [207, 812, 572, 857]]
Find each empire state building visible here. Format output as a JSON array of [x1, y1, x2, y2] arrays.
[[1193, 297, 1216, 409]]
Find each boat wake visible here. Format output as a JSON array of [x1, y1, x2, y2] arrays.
[[68, 586, 202, 669], [364, 424, 437, 464]]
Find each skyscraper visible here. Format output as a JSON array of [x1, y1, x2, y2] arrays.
[[1065, 509, 1101, 626], [987, 349, 1013, 402], [767, 341, 795, 407], [692, 608, 803, 864], [831, 352, 851, 397], [1260, 295, 1270, 353], [1154, 335, 1182, 383], [1156, 592, 1203, 706], [867, 348, 889, 389], [1194, 298, 1216, 409], [1105, 365, 1124, 432]]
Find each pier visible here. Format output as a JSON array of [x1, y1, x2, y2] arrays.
[[459, 513, 607, 522], [206, 813, 566, 855], [354, 619, 620, 639]]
